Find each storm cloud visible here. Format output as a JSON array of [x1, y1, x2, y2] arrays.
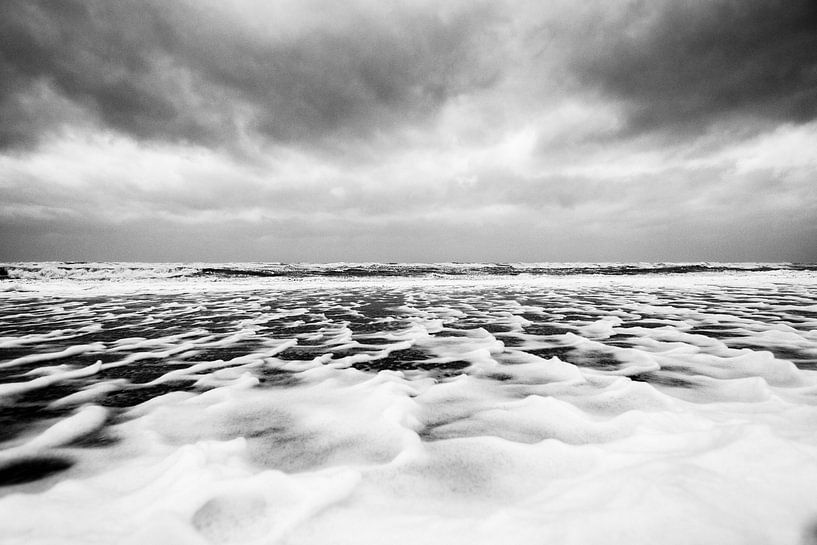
[[1, 0, 815, 262], [0, 0, 505, 150], [572, 0, 817, 135]]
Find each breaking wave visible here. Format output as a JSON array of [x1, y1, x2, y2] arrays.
[[2, 261, 816, 282]]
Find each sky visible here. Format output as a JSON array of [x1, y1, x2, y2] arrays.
[[1, 0, 816, 263]]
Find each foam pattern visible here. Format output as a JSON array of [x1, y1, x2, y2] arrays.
[[1, 271, 817, 544]]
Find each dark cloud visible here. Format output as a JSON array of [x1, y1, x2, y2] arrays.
[[0, 1, 189, 145], [0, 0, 503, 150], [4, 0, 817, 150], [573, 0, 817, 135], [2, 0, 816, 263]]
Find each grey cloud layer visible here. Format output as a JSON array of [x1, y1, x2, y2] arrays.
[[572, 0, 817, 135], [4, 0, 817, 150], [0, 0, 504, 150], [1, 0, 816, 262]]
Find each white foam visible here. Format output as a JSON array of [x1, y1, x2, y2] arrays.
[[25, 405, 108, 450], [49, 382, 122, 409], [2, 270, 817, 544], [0, 404, 108, 459], [0, 343, 105, 369], [0, 361, 102, 397]]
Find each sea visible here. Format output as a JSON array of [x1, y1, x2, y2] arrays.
[[1, 262, 817, 545]]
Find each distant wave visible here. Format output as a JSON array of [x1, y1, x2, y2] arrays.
[[2, 261, 816, 281]]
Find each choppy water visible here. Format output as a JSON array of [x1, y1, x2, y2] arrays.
[[1, 265, 817, 544], [3, 260, 817, 281]]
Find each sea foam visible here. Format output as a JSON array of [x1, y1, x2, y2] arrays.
[[1, 265, 816, 544]]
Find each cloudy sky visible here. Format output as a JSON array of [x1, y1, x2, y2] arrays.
[[1, 0, 816, 262]]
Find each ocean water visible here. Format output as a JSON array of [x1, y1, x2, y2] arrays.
[[1, 262, 817, 544]]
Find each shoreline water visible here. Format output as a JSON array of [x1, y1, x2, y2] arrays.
[[1, 268, 817, 544]]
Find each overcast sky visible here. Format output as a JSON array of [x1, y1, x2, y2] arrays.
[[1, 0, 816, 262]]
